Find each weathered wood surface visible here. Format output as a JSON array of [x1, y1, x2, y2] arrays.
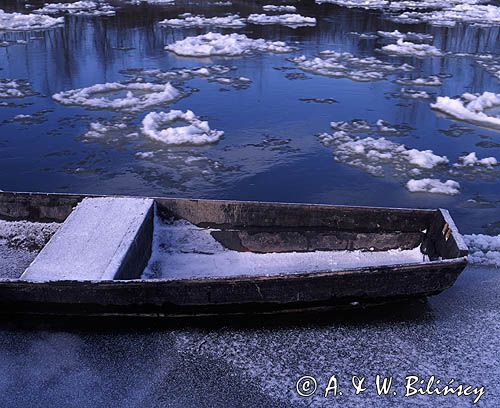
[[0, 259, 467, 316], [21, 197, 154, 281]]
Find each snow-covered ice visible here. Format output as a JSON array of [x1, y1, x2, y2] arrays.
[[142, 218, 426, 280], [431, 91, 500, 130], [52, 81, 181, 112], [0, 79, 37, 98], [319, 130, 448, 177], [394, 75, 442, 86], [380, 39, 442, 57], [247, 13, 316, 27], [0, 9, 63, 31], [165, 32, 294, 57], [399, 88, 431, 99], [376, 30, 433, 42], [314, 0, 389, 9], [141, 110, 224, 145], [475, 54, 500, 81], [83, 120, 129, 139], [262, 5, 297, 12], [159, 14, 246, 28], [453, 152, 498, 168], [464, 234, 500, 267], [394, 4, 500, 27], [406, 178, 460, 195], [291, 51, 413, 82], [34, 1, 116, 16]]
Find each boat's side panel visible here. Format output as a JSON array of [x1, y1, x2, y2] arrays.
[[0, 259, 467, 316], [155, 198, 436, 232], [0, 191, 85, 222]]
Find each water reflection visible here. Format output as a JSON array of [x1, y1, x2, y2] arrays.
[[0, 0, 498, 234]]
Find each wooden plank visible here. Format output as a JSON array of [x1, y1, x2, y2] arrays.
[[21, 197, 154, 281]]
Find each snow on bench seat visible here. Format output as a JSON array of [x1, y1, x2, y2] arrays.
[[21, 197, 154, 281]]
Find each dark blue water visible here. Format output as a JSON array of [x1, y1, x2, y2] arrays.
[[0, 0, 498, 234]]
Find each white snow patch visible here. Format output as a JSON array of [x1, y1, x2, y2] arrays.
[[464, 234, 500, 267], [34, 1, 115, 16], [376, 30, 433, 42], [165, 32, 294, 57], [400, 88, 431, 99], [262, 5, 297, 12], [247, 13, 316, 27], [314, 0, 389, 9], [141, 110, 224, 145], [406, 178, 460, 195], [0, 9, 63, 31], [83, 120, 128, 138], [52, 81, 181, 112], [159, 14, 246, 28], [453, 152, 498, 168], [291, 51, 413, 82], [431, 91, 500, 130], [319, 131, 448, 177], [380, 39, 442, 57], [476, 54, 500, 81], [142, 218, 425, 280], [0, 79, 36, 98], [395, 75, 442, 86]]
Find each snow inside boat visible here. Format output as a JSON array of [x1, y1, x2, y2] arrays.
[[0, 191, 468, 317]]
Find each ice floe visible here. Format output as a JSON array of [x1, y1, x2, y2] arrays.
[[475, 54, 500, 81], [262, 5, 297, 12], [165, 32, 294, 57], [463, 234, 500, 267], [52, 82, 181, 112], [406, 178, 460, 195], [318, 131, 448, 177], [431, 91, 500, 130], [159, 13, 246, 28], [453, 152, 498, 168], [380, 39, 442, 57], [291, 51, 413, 82], [247, 13, 316, 27], [83, 120, 129, 139], [376, 30, 433, 42], [399, 88, 431, 99], [0, 9, 63, 31], [121, 65, 252, 89], [394, 4, 500, 27], [330, 118, 410, 135], [314, 0, 389, 9], [394, 75, 442, 86], [141, 110, 224, 145], [33, 1, 116, 16], [0, 79, 37, 98]]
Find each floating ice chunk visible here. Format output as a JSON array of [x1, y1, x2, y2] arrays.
[[130, 0, 174, 3], [399, 88, 431, 99], [141, 110, 224, 145], [394, 75, 442, 86], [395, 4, 500, 27], [165, 32, 294, 57], [262, 5, 297, 12], [212, 1, 232, 5], [314, 0, 389, 9], [0, 9, 63, 31], [431, 91, 500, 130], [406, 178, 460, 195], [320, 131, 448, 176], [84, 120, 129, 138], [453, 152, 498, 168], [34, 1, 116, 16], [463, 234, 500, 267], [376, 30, 433, 42], [159, 14, 246, 28], [0, 79, 37, 98], [476, 54, 500, 81], [291, 51, 413, 82], [52, 82, 181, 112], [380, 39, 442, 57], [247, 13, 316, 27]]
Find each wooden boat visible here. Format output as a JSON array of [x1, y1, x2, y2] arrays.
[[0, 191, 468, 318]]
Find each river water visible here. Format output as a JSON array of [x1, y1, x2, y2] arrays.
[[0, 0, 498, 234]]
